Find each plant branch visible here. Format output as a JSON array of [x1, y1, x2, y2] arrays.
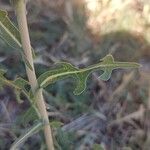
[[12, 0, 54, 149]]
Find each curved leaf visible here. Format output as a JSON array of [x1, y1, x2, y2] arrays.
[[0, 9, 35, 70], [0, 9, 21, 49], [13, 77, 30, 103], [38, 54, 140, 95], [99, 54, 114, 80], [10, 120, 43, 150], [0, 70, 30, 102]]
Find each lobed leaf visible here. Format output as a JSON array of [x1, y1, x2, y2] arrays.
[[38, 54, 140, 95]]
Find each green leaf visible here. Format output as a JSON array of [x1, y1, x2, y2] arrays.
[[0, 9, 35, 70], [50, 121, 63, 128], [98, 55, 114, 80], [0, 69, 31, 102], [0, 68, 39, 119], [13, 77, 29, 89], [13, 77, 30, 103], [10, 120, 43, 150], [0, 9, 21, 49], [38, 54, 140, 95]]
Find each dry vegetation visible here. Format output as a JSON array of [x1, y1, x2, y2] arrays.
[[0, 0, 150, 149]]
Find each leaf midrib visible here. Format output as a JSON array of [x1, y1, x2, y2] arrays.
[[0, 21, 21, 47], [40, 62, 139, 87]]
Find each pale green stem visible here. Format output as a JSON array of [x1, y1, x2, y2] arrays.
[[12, 0, 54, 149]]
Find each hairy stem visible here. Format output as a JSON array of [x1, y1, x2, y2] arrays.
[[13, 0, 54, 149]]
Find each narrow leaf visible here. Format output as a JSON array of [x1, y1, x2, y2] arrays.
[[0, 9, 21, 49], [10, 120, 43, 150], [38, 62, 78, 88], [0, 9, 35, 70], [38, 54, 140, 95]]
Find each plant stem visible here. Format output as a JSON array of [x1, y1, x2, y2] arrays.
[[13, 0, 54, 149]]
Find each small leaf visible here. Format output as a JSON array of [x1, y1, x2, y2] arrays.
[[13, 77, 29, 88], [50, 121, 63, 128], [10, 120, 43, 150], [13, 77, 30, 103], [0, 70, 31, 103], [38, 54, 140, 95]]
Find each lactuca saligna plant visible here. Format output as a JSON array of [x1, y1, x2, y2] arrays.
[[0, 0, 140, 149]]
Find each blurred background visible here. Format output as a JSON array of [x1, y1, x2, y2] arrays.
[[0, 0, 150, 149]]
